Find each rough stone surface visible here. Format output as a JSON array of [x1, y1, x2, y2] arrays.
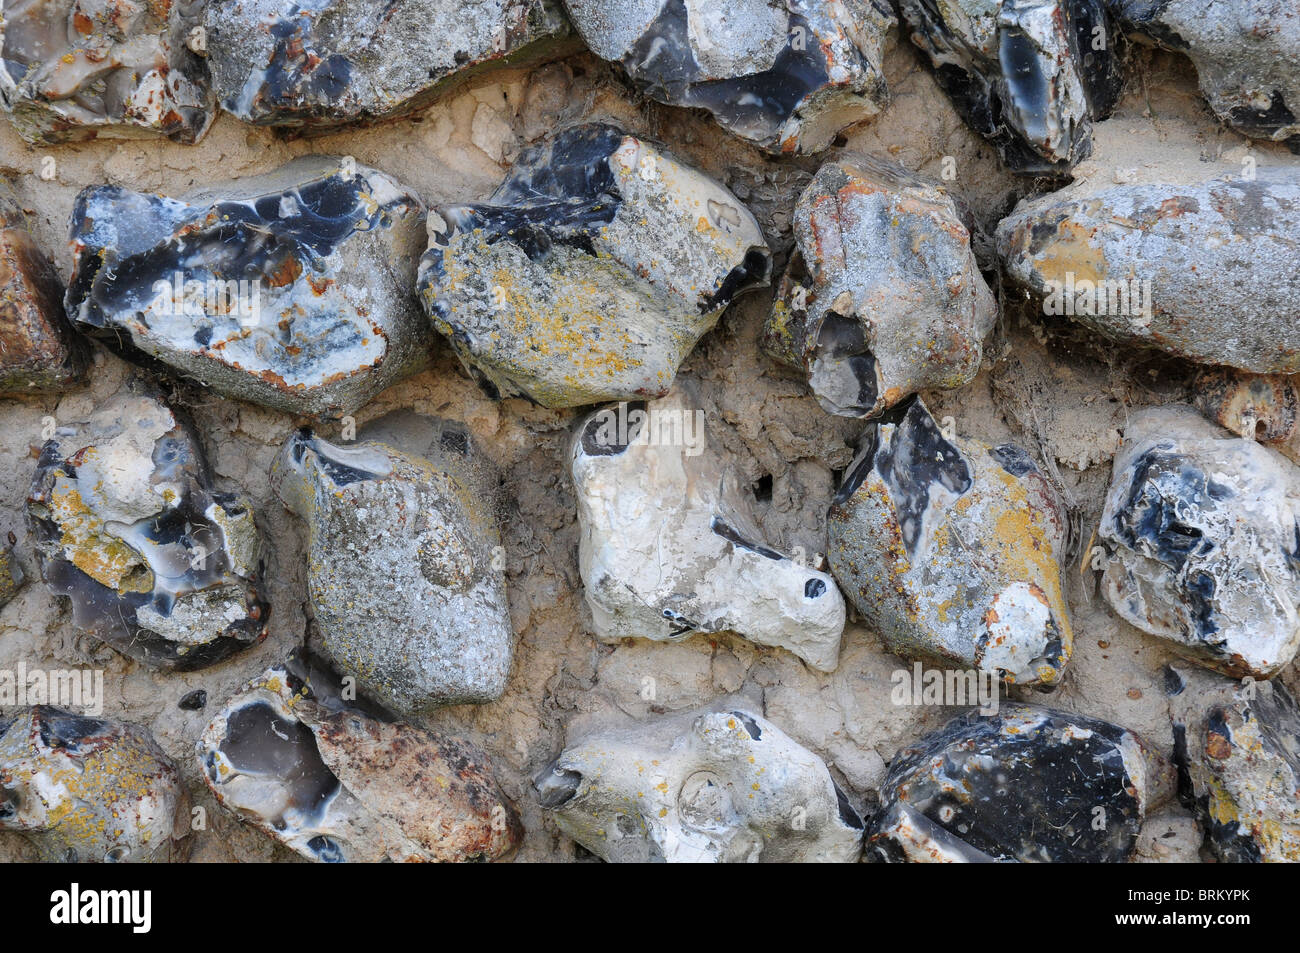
[[1099, 405, 1300, 679], [270, 414, 513, 720], [205, 0, 575, 130], [898, 0, 1122, 174], [1113, 0, 1300, 151], [26, 381, 268, 670], [1195, 367, 1300, 465], [1169, 666, 1300, 863], [0, 0, 215, 145], [829, 397, 1073, 686], [419, 122, 770, 408], [198, 652, 524, 862], [66, 156, 429, 418], [0, 181, 85, 394], [0, 705, 189, 862], [535, 707, 864, 861], [763, 154, 995, 419], [563, 0, 894, 154], [866, 704, 1160, 862], [997, 167, 1300, 374], [572, 388, 846, 671]]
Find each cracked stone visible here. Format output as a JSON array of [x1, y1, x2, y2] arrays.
[[270, 413, 514, 720], [828, 396, 1073, 687], [198, 651, 524, 863], [761, 154, 996, 419], [0, 706, 190, 862], [571, 388, 846, 672], [65, 155, 430, 418], [1098, 405, 1300, 679], [204, 0, 574, 131], [535, 708, 864, 862], [26, 380, 268, 670], [562, 0, 893, 154], [0, 0, 215, 145], [898, 0, 1122, 174], [419, 123, 770, 408]]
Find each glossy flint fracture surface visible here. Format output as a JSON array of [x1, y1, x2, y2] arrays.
[[418, 122, 770, 408], [26, 381, 268, 670], [828, 397, 1073, 687], [66, 156, 430, 418], [562, 0, 894, 154], [762, 155, 996, 419], [198, 651, 523, 862], [270, 412, 514, 720], [867, 704, 1159, 862], [204, 0, 575, 130], [0, 0, 215, 145], [1098, 406, 1300, 679], [535, 708, 864, 862], [0, 706, 190, 862], [898, 0, 1122, 174]]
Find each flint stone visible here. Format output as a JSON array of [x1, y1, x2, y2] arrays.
[[898, 0, 1122, 174], [571, 388, 846, 672], [0, 183, 86, 393], [271, 415, 513, 719], [997, 168, 1300, 373], [198, 652, 524, 862], [1195, 367, 1300, 465], [1098, 405, 1300, 679], [420, 123, 770, 408], [1112, 0, 1300, 151], [535, 708, 864, 862], [762, 155, 996, 418], [828, 397, 1073, 687], [0, 706, 190, 862], [0, 0, 215, 145], [205, 0, 575, 130], [26, 382, 268, 670], [1170, 669, 1300, 863], [66, 156, 429, 418], [562, 0, 893, 154], [867, 704, 1156, 862]]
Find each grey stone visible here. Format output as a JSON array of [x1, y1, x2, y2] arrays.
[[866, 704, 1157, 862], [1098, 405, 1300, 679], [205, 0, 575, 131], [1113, 0, 1300, 151], [26, 380, 268, 670], [198, 651, 524, 862], [66, 156, 429, 418], [563, 0, 893, 154], [997, 168, 1300, 373], [762, 155, 996, 419], [897, 0, 1122, 174], [1168, 668, 1300, 863], [419, 123, 770, 408], [0, 706, 190, 862], [535, 708, 864, 862], [270, 414, 513, 720], [571, 388, 846, 671], [827, 397, 1074, 687], [0, 0, 215, 145]]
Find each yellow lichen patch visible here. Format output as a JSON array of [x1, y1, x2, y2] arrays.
[[49, 480, 151, 591], [1027, 218, 1107, 285]]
